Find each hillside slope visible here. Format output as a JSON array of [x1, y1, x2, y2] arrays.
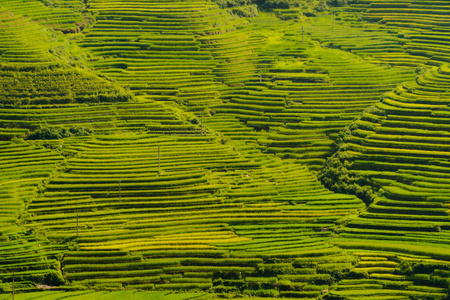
[[0, 0, 449, 299]]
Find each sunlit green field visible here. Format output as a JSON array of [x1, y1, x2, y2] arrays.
[[0, 0, 449, 298]]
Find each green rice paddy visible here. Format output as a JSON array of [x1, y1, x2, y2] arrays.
[[0, 0, 449, 299]]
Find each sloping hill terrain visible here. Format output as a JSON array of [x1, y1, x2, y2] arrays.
[[0, 0, 449, 299]]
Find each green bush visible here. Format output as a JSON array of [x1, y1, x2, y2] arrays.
[[28, 127, 93, 140], [243, 288, 279, 297], [211, 0, 336, 11], [212, 0, 253, 8], [319, 150, 377, 206], [232, 5, 259, 17], [257, 263, 294, 275], [30, 270, 65, 286]]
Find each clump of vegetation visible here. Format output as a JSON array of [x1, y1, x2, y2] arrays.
[[213, 0, 253, 7], [258, 0, 327, 10], [232, 5, 259, 17], [28, 127, 93, 140], [319, 129, 378, 206], [213, 0, 347, 12]]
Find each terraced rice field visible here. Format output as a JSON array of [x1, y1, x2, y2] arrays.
[[314, 0, 450, 66], [0, 0, 449, 299], [211, 14, 416, 170], [330, 64, 450, 244], [0, 0, 84, 33], [22, 133, 363, 292], [351, 0, 450, 63], [80, 0, 260, 109], [0, 141, 66, 292]]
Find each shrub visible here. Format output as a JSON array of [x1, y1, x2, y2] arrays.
[[211, 0, 334, 11], [28, 127, 93, 140], [319, 128, 378, 205], [243, 288, 279, 297], [257, 263, 294, 276], [232, 5, 259, 17], [30, 270, 65, 286], [211, 0, 253, 8]]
